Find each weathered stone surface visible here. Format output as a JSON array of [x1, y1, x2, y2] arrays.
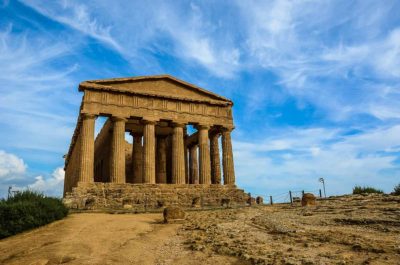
[[163, 207, 185, 223], [64, 183, 249, 211], [302, 193, 316, 206], [191, 197, 201, 208], [63, 75, 246, 209], [221, 198, 230, 207], [256, 196, 263, 205], [247, 196, 256, 205]]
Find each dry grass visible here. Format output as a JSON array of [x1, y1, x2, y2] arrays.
[[179, 194, 400, 265]]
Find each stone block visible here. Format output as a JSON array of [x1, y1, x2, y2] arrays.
[[163, 207, 185, 223], [302, 193, 316, 206], [191, 197, 201, 208], [64, 183, 249, 211]]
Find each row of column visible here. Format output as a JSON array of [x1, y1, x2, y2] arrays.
[[77, 114, 235, 185]]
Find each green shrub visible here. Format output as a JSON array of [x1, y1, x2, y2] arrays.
[[0, 190, 68, 239], [393, 183, 400, 195], [352, 186, 383, 195]]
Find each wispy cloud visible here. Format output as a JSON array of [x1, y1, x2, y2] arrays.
[[235, 125, 400, 196], [1, 1, 399, 198], [237, 0, 400, 121], [0, 23, 79, 154], [21, 0, 242, 78]]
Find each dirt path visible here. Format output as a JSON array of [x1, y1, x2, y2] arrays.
[[0, 213, 241, 265]]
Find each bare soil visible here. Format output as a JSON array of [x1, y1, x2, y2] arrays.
[[0, 213, 241, 265], [180, 194, 400, 265], [0, 194, 399, 265]]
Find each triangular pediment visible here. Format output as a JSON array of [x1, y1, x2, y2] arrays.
[[79, 75, 232, 105]]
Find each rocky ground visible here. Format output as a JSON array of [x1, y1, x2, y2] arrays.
[[0, 194, 399, 264], [180, 194, 400, 265]]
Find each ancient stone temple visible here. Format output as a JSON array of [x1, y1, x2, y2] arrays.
[[63, 75, 248, 211]]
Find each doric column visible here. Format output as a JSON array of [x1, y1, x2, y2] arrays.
[[143, 120, 156, 184], [189, 145, 199, 184], [156, 136, 167, 183], [110, 116, 126, 183], [131, 133, 143, 183], [166, 135, 172, 183], [210, 132, 221, 184], [222, 128, 235, 185], [78, 114, 95, 183], [198, 124, 211, 184], [184, 132, 189, 184], [172, 123, 186, 184]]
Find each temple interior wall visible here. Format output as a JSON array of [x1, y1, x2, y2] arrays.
[[93, 119, 112, 183]]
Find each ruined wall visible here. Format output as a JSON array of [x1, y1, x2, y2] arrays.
[[125, 142, 133, 183], [63, 183, 249, 212], [94, 118, 133, 183], [64, 133, 81, 195], [94, 119, 112, 182]]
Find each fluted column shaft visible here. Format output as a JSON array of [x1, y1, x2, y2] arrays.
[[156, 136, 167, 183], [131, 133, 143, 183], [210, 132, 221, 184], [172, 123, 186, 184], [78, 114, 95, 183], [143, 121, 156, 183], [189, 145, 199, 184], [184, 146, 189, 183], [110, 117, 126, 183], [198, 125, 211, 184], [222, 128, 235, 185]]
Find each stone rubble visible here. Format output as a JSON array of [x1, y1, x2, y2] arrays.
[[178, 194, 400, 265]]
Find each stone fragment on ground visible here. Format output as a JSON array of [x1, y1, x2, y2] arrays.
[[179, 194, 400, 265], [163, 206, 186, 223], [302, 193, 316, 206]]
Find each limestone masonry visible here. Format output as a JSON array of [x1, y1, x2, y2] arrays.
[[63, 75, 249, 210]]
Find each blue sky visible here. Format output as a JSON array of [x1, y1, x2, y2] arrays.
[[1, 0, 400, 199]]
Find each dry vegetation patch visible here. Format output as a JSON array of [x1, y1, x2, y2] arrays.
[[179, 194, 400, 265]]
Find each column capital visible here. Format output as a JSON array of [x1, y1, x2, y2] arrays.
[[141, 119, 157, 125], [221, 126, 234, 132], [187, 143, 198, 149], [172, 122, 186, 128], [209, 129, 221, 137], [129, 131, 142, 137], [111, 116, 127, 122], [196, 124, 211, 130], [81, 113, 96, 119]]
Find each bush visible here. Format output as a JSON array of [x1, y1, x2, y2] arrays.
[[352, 186, 383, 195], [0, 190, 68, 239], [393, 184, 400, 196]]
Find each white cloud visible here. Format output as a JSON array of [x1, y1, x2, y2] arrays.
[[21, 0, 241, 78], [21, 1, 121, 52], [3, 0, 399, 199], [0, 23, 80, 155], [234, 125, 400, 196], [321, 28, 400, 78], [236, 0, 400, 120], [0, 150, 64, 197], [0, 150, 27, 180], [28, 167, 65, 196]]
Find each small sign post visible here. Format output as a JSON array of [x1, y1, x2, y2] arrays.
[[319, 178, 326, 198]]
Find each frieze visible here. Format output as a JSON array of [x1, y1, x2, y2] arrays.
[[83, 90, 233, 126]]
